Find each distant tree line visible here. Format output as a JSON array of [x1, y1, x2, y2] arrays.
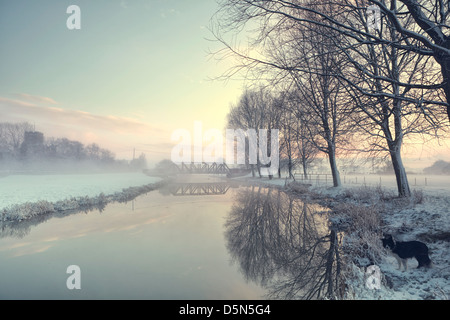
[[424, 160, 450, 175], [0, 122, 147, 172]]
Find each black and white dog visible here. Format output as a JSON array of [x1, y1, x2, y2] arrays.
[[382, 235, 432, 271]]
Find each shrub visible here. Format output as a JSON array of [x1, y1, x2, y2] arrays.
[[331, 203, 384, 267]]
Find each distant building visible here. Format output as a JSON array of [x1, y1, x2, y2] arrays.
[[20, 131, 44, 159]]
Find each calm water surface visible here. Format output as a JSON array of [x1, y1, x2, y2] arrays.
[[0, 178, 338, 300]]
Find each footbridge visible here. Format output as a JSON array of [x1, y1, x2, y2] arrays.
[[175, 162, 231, 175], [169, 182, 230, 196]]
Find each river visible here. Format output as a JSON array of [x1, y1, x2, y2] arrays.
[[0, 176, 340, 299]]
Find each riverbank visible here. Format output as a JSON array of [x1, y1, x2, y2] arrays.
[[0, 172, 165, 222], [239, 176, 450, 300]]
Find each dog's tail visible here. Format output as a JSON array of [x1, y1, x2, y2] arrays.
[[422, 257, 433, 268], [417, 254, 433, 268]]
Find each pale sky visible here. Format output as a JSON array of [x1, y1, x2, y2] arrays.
[[0, 0, 244, 163], [0, 0, 448, 169]]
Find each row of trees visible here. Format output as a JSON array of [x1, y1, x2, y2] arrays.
[[0, 122, 147, 171], [0, 122, 34, 159], [214, 0, 450, 197], [227, 88, 319, 180], [0, 122, 115, 163]]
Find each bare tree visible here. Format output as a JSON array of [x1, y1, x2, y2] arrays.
[[227, 87, 280, 178], [278, 92, 298, 179], [285, 91, 320, 180], [0, 122, 34, 158], [273, 88, 318, 179], [266, 5, 355, 187], [212, 0, 449, 122], [290, 24, 353, 187], [213, 1, 356, 187], [335, 1, 448, 197], [372, 0, 450, 122]]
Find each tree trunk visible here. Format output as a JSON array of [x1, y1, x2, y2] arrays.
[[300, 138, 308, 180], [389, 146, 411, 197], [290, 165, 294, 179], [327, 143, 341, 187], [302, 161, 308, 180]]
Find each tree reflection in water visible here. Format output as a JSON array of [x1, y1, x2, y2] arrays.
[[225, 186, 344, 300]]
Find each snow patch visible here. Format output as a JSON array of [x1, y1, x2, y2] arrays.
[[0, 173, 163, 221]]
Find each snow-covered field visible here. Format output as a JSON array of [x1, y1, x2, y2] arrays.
[[297, 173, 449, 192], [335, 185, 450, 300], [0, 172, 161, 211]]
